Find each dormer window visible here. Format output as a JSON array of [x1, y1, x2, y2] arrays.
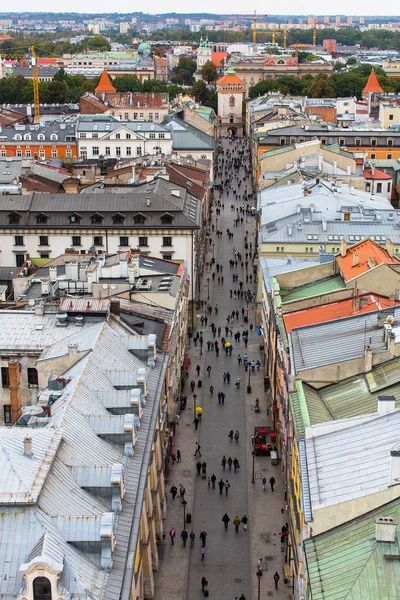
[[14, 134, 22, 141], [91, 213, 103, 224], [24, 134, 31, 141], [161, 213, 174, 224], [112, 213, 125, 224], [38, 134, 45, 141], [133, 213, 146, 224], [50, 133, 58, 141], [36, 213, 49, 224], [33, 576, 52, 600], [8, 212, 20, 224], [69, 213, 82, 224]]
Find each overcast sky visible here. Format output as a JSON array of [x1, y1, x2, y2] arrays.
[[7, 2, 400, 16]]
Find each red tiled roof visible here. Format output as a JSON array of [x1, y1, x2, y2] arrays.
[[336, 238, 400, 281], [217, 74, 244, 86], [284, 294, 400, 334], [95, 69, 116, 93], [211, 51, 228, 67], [362, 70, 384, 95], [364, 167, 391, 180]]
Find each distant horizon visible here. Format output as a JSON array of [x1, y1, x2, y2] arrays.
[[1, 8, 400, 18]]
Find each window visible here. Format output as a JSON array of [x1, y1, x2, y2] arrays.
[[366, 182, 371, 192], [16, 254, 24, 267], [16, 150, 22, 157], [51, 150, 58, 158], [305, 247, 309, 253], [163, 253, 172, 260], [126, 133, 131, 139], [126, 146, 131, 155], [92, 132, 98, 139], [14, 134, 22, 141], [25, 150, 31, 157], [320, 138, 327, 145], [389, 114, 394, 121], [371, 138, 377, 147], [139, 236, 148, 247], [0, 150, 6, 157], [140, 112, 144, 118], [72, 236, 81, 246], [93, 236, 103, 246], [159, 133, 165, 139], [149, 133, 156, 139], [387, 153, 393, 159], [39, 236, 49, 246], [66, 150, 72, 158], [1, 367, 9, 388], [50, 134, 58, 141], [14, 235, 24, 246], [91, 213, 103, 224], [136, 147, 142, 156], [3, 405, 11, 424], [161, 214, 173, 224], [36, 214, 48, 224], [133, 112, 138, 119], [105, 146, 110, 155], [134, 214, 146, 224], [377, 183, 382, 193], [120, 236, 129, 246], [276, 247, 280, 253], [355, 138, 361, 147], [116, 133, 121, 139], [39, 150, 45, 158], [388, 182, 392, 193], [69, 213, 81, 224], [339, 138, 345, 147], [280, 138, 286, 146], [388, 138, 394, 147], [113, 213, 125, 224], [33, 576, 52, 600], [116, 147, 121, 156], [38, 134, 45, 141], [9, 212, 20, 224], [92, 146, 99, 156], [310, 247, 313, 253], [162, 236, 172, 247], [149, 113, 153, 120], [27, 367, 38, 386], [125, 113, 129, 120], [155, 112, 160, 120], [371, 153, 376, 159], [80, 132, 87, 138]]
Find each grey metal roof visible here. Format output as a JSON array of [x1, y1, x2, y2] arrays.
[[260, 256, 319, 293], [291, 306, 400, 373], [0, 159, 22, 184], [305, 408, 400, 510], [164, 116, 216, 151], [0, 120, 76, 144], [0, 178, 201, 229], [77, 118, 170, 134], [298, 439, 312, 522]]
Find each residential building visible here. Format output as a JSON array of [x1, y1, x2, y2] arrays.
[[258, 179, 396, 258], [0, 121, 77, 160], [163, 116, 216, 170], [0, 305, 170, 599], [80, 89, 169, 123], [176, 96, 218, 138], [0, 158, 22, 194]]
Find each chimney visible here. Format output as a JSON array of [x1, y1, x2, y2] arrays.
[[364, 345, 373, 372], [23, 436, 32, 457], [340, 238, 347, 257], [352, 252, 360, 267], [110, 298, 121, 316], [353, 295, 360, 312], [371, 165, 375, 177], [49, 266, 57, 281], [9, 360, 21, 424], [67, 342, 79, 355], [375, 517, 397, 543], [386, 239, 394, 258], [377, 395, 396, 414]]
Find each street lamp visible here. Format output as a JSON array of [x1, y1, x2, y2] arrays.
[[251, 450, 255, 484], [256, 569, 263, 600], [182, 499, 187, 529], [199, 334, 203, 356], [212, 242, 215, 260], [193, 394, 197, 420], [247, 365, 252, 393], [207, 277, 210, 301]]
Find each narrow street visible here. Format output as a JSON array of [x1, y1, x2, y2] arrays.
[[155, 137, 292, 600]]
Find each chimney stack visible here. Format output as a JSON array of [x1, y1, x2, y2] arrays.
[[8, 360, 21, 424], [377, 395, 396, 414], [364, 345, 373, 372], [23, 436, 32, 457], [386, 239, 394, 258], [352, 252, 360, 267], [340, 238, 347, 257], [375, 517, 397, 543]]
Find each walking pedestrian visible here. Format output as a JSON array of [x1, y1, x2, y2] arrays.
[[176, 449, 181, 463], [194, 417, 199, 431], [211, 473, 216, 489], [207, 476, 211, 489], [269, 476, 276, 492], [262, 477, 267, 491], [181, 529, 188, 547], [201, 576, 208, 592], [233, 457, 240, 473], [190, 531, 196, 546], [179, 484, 186, 499], [218, 478, 225, 494], [194, 443, 201, 457], [169, 527, 176, 545], [197, 461, 202, 476], [201, 546, 206, 562], [228, 430, 234, 442], [221, 456, 227, 470], [200, 530, 207, 547], [222, 512, 230, 530], [225, 480, 231, 496], [233, 515, 241, 533], [196, 364, 201, 376], [170, 484, 177, 500], [206, 365, 212, 376], [235, 430, 240, 443], [273, 572, 280, 590], [227, 457, 233, 470], [241, 515, 248, 531]]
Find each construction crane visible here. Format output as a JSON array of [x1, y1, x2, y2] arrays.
[[259, 30, 287, 48], [253, 10, 257, 45], [0, 46, 40, 123], [313, 17, 317, 46]]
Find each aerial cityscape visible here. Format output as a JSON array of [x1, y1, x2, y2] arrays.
[[0, 8, 400, 600]]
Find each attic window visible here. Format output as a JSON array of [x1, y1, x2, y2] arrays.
[[50, 133, 58, 141], [69, 213, 81, 224], [36, 213, 49, 224], [91, 213, 103, 224], [8, 212, 20, 224], [161, 213, 173, 224], [134, 213, 146, 224], [112, 213, 125, 224]]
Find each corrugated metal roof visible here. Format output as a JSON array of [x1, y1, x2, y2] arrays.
[[304, 498, 400, 600], [305, 408, 400, 510], [260, 256, 319, 293], [280, 275, 346, 303], [59, 297, 110, 313], [298, 439, 312, 523]]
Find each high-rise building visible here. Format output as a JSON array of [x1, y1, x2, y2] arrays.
[[347, 16, 353, 25], [324, 16, 330, 24], [336, 15, 341, 25]]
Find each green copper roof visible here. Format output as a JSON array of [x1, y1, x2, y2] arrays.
[[304, 498, 400, 600], [279, 275, 346, 304], [225, 66, 236, 75]]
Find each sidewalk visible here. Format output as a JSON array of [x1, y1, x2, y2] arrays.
[[154, 138, 293, 600]]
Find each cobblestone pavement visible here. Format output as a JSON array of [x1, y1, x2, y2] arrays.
[[154, 137, 293, 600]]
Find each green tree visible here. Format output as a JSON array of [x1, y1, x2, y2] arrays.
[[248, 78, 280, 99], [306, 75, 335, 98], [201, 60, 218, 83], [190, 80, 211, 105], [113, 75, 142, 93]]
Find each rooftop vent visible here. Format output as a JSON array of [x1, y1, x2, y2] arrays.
[[375, 517, 397, 543]]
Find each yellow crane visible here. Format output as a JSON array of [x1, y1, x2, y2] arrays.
[[313, 17, 317, 46], [0, 46, 40, 123], [260, 30, 287, 48]]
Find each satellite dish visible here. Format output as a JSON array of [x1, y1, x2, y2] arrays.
[[28, 299, 35, 306], [386, 315, 395, 325], [102, 284, 108, 290], [111, 285, 116, 290]]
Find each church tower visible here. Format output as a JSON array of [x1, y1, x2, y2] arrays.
[[216, 66, 244, 137], [195, 35, 212, 81]]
